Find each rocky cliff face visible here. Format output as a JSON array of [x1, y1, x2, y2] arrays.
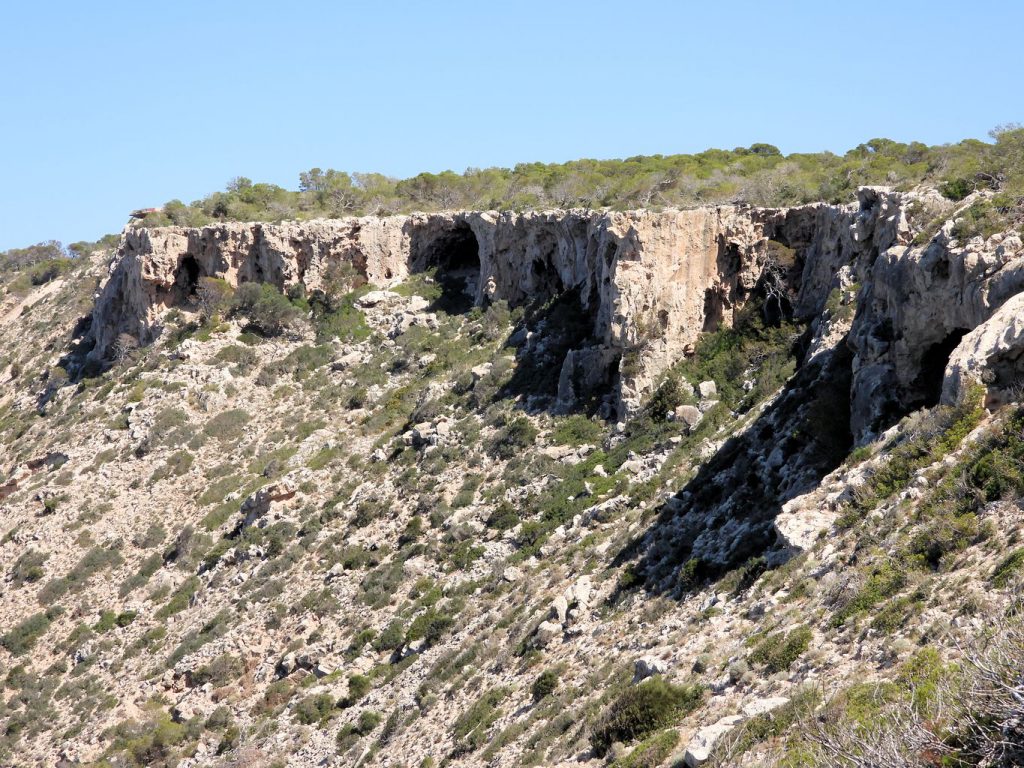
[[87, 208, 807, 417], [88, 189, 1024, 433], [5, 187, 1024, 768]]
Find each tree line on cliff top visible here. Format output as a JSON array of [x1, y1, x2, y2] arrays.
[[134, 126, 1023, 228], [3, 126, 1022, 268]]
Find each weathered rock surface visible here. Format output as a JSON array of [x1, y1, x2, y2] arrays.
[[86, 205, 855, 416]]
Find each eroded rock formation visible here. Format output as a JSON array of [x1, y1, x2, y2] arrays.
[[86, 190, 1024, 430]]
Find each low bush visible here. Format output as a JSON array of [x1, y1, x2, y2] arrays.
[[232, 282, 301, 336], [1, 607, 61, 655], [531, 669, 559, 701], [748, 626, 812, 674], [590, 676, 704, 756]]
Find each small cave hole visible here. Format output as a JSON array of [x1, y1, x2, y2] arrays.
[[170, 256, 201, 304], [913, 328, 970, 408], [702, 288, 724, 333]]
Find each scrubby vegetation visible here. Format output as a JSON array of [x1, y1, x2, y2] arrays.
[[589, 676, 704, 756], [121, 128, 1024, 234]]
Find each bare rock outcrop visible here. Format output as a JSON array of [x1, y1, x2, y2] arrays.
[[84, 192, 1024, 429], [86, 207, 809, 415], [848, 216, 1024, 438]]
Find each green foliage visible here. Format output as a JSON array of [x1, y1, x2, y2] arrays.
[[831, 561, 906, 627], [451, 686, 509, 755], [1, 608, 60, 655], [294, 693, 336, 725], [119, 553, 163, 597], [487, 415, 539, 459], [135, 129, 1024, 227], [531, 669, 559, 701], [748, 626, 813, 674], [551, 415, 605, 446], [156, 576, 200, 619], [590, 676, 704, 756], [202, 409, 251, 443], [191, 654, 244, 687], [94, 610, 137, 632], [846, 386, 986, 516], [340, 674, 371, 708], [103, 710, 191, 768], [992, 548, 1024, 588], [38, 545, 123, 603], [10, 549, 47, 587], [611, 729, 680, 768], [232, 282, 301, 336], [405, 606, 456, 647]]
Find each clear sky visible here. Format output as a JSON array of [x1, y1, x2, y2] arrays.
[[0, 0, 1020, 251]]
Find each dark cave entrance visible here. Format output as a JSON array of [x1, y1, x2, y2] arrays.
[[913, 328, 970, 408], [702, 288, 725, 333], [171, 256, 201, 304], [412, 222, 480, 314], [532, 257, 565, 299]]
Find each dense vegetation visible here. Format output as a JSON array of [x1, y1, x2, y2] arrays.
[[125, 126, 1024, 230], [3, 127, 1021, 285]]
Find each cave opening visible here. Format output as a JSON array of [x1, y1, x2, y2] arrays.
[[412, 222, 480, 314], [702, 288, 724, 333], [532, 257, 565, 298], [171, 256, 201, 304], [914, 328, 970, 408]]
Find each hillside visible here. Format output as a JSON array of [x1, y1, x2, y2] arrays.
[[1, 174, 1024, 767]]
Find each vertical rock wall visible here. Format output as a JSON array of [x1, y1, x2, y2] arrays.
[[84, 191, 1024, 431]]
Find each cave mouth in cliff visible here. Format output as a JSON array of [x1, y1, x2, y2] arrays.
[[170, 256, 202, 305], [414, 222, 480, 314], [914, 328, 970, 409]]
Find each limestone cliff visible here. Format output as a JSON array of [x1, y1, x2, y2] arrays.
[[87, 208, 803, 416], [86, 190, 1024, 434]]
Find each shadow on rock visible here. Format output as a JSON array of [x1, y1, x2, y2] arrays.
[[613, 340, 854, 599]]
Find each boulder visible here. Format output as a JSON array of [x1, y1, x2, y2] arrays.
[[634, 656, 668, 681], [674, 404, 703, 432], [535, 621, 562, 647], [741, 696, 790, 718], [684, 715, 745, 766]]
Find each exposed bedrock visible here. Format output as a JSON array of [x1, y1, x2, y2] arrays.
[[847, 212, 1024, 439], [87, 207, 816, 415], [85, 189, 1024, 427]]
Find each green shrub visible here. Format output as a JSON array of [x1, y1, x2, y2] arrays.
[[590, 676, 704, 756], [119, 553, 162, 597], [294, 693, 336, 725], [94, 610, 137, 632], [831, 561, 906, 627], [38, 545, 123, 604], [551, 415, 605, 445], [748, 626, 813, 674], [156, 576, 200, 619], [340, 674, 371, 708], [405, 607, 455, 647], [611, 729, 680, 768], [191, 654, 244, 687], [10, 549, 47, 587], [531, 669, 559, 701], [488, 416, 538, 459], [1, 608, 60, 655], [232, 282, 301, 336], [992, 548, 1024, 588], [452, 687, 509, 755], [203, 409, 250, 443]]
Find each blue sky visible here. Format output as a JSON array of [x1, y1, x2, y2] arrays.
[[0, 0, 1020, 251]]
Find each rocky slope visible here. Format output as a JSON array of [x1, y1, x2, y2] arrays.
[[0, 187, 1023, 768]]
